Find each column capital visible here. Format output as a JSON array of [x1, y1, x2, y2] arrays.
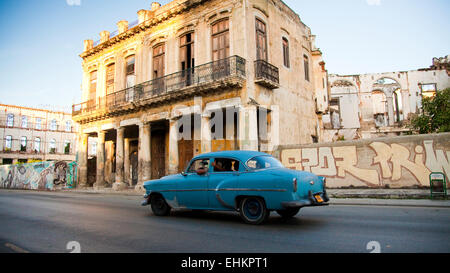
[[97, 130, 106, 138], [140, 122, 151, 128]]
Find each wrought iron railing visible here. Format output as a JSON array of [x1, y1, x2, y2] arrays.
[[73, 55, 246, 116], [254, 59, 279, 86]]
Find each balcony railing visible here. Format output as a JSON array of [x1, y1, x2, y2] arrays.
[[254, 59, 279, 89], [73, 55, 246, 116]]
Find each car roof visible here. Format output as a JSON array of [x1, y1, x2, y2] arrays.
[[192, 150, 270, 163]]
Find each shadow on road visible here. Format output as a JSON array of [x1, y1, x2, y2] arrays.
[[147, 209, 327, 230]]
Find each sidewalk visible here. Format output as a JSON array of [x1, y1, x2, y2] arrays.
[[58, 187, 450, 208], [328, 189, 450, 208]]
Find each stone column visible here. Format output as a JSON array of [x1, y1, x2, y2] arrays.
[[77, 133, 89, 188], [94, 131, 105, 189], [386, 95, 395, 126], [136, 123, 151, 191], [239, 106, 259, 151], [168, 119, 179, 175], [201, 114, 211, 153], [113, 127, 127, 191], [124, 138, 130, 186]]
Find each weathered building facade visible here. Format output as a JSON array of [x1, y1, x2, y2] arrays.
[[324, 56, 450, 142], [0, 104, 78, 164], [73, 0, 328, 191]]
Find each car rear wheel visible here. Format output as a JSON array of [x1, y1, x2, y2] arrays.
[[150, 195, 171, 216], [276, 208, 300, 218], [239, 197, 269, 225]]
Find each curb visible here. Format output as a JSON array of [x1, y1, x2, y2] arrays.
[[329, 198, 450, 208]]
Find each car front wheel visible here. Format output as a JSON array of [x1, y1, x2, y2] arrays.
[[276, 208, 300, 218], [239, 197, 269, 225], [150, 195, 171, 216]]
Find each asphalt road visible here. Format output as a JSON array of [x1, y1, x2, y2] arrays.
[[0, 189, 449, 253]]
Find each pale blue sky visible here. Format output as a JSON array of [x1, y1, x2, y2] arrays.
[[0, 0, 448, 110]]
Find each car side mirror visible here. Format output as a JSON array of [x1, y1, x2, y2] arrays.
[[181, 171, 187, 176]]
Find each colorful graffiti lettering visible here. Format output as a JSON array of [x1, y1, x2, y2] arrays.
[[0, 161, 77, 190]]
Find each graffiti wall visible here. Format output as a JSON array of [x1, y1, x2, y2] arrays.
[[0, 161, 77, 191], [275, 133, 450, 188]]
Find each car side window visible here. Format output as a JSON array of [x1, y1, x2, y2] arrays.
[[212, 158, 240, 172], [187, 159, 210, 173]]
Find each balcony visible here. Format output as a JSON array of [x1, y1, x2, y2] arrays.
[[254, 60, 279, 89], [73, 55, 246, 120]]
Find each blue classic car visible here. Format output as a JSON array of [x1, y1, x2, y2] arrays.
[[141, 151, 329, 224]]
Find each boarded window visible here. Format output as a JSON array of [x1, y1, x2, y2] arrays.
[[153, 44, 165, 79], [89, 70, 97, 102], [255, 19, 267, 61], [304, 55, 310, 82], [106, 63, 115, 94], [282, 38, 290, 68], [211, 19, 230, 61]]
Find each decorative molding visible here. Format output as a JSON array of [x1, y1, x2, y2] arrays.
[[252, 4, 268, 18]]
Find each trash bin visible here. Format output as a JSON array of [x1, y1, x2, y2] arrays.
[[429, 172, 447, 199]]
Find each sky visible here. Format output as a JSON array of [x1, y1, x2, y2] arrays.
[[0, 0, 448, 111]]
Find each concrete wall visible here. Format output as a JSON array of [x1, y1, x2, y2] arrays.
[[274, 133, 450, 189], [0, 161, 77, 190], [325, 66, 450, 141]]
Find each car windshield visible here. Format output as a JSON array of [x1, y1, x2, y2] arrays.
[[246, 156, 283, 170]]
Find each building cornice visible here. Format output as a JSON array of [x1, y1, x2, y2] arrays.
[[80, 0, 208, 60]]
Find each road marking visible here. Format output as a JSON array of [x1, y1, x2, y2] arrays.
[[4, 243, 30, 253]]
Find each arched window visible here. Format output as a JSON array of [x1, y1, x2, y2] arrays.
[[34, 138, 41, 153], [255, 18, 267, 61], [180, 32, 195, 71], [49, 139, 57, 154], [6, 114, 14, 127], [106, 63, 115, 94], [21, 116, 28, 128], [153, 45, 165, 79], [125, 55, 136, 88], [64, 140, 71, 155], [212, 19, 230, 61], [282, 37, 290, 68], [89, 70, 97, 108], [5, 135, 12, 150], [20, 136, 27, 152], [372, 90, 388, 127]]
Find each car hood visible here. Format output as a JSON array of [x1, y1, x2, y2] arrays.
[[143, 174, 182, 187], [257, 167, 318, 180]]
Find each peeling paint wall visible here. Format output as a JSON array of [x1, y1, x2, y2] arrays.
[[0, 161, 77, 190], [274, 133, 450, 189]]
